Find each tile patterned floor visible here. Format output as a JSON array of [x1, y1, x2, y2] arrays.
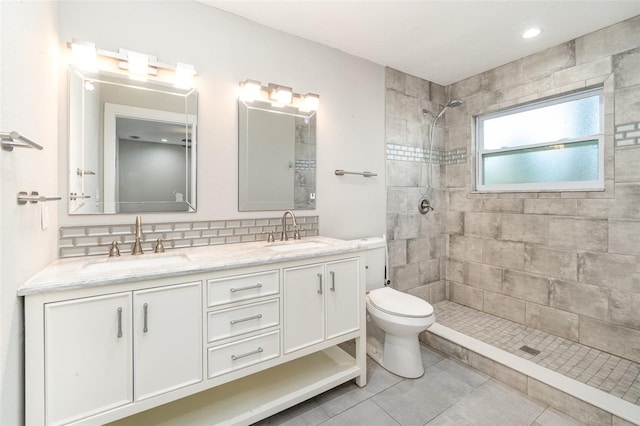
[[433, 300, 640, 406], [254, 345, 587, 426]]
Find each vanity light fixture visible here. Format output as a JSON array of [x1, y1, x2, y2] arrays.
[[71, 40, 98, 72], [175, 62, 195, 89], [240, 79, 262, 101], [301, 93, 320, 112], [123, 50, 150, 81], [239, 79, 319, 111], [270, 84, 294, 105], [68, 39, 197, 88], [522, 27, 542, 39]]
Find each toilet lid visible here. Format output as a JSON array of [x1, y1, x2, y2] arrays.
[[368, 287, 434, 318]]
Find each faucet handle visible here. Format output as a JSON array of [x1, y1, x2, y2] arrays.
[[293, 225, 301, 240], [154, 238, 165, 253], [109, 241, 121, 257], [262, 228, 276, 243]]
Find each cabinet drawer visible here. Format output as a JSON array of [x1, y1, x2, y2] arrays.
[[207, 330, 280, 379], [208, 299, 279, 343], [207, 270, 279, 307]]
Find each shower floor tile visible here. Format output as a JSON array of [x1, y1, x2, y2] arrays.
[[433, 300, 640, 406]]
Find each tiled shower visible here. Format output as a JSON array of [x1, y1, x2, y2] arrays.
[[385, 15, 640, 423]]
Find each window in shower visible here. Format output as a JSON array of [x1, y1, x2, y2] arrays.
[[476, 87, 604, 192]]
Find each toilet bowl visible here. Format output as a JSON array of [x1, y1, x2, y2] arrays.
[[363, 238, 436, 379], [366, 287, 435, 378]]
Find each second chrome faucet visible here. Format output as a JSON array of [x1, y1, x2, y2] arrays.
[[132, 215, 144, 255], [280, 210, 301, 241]]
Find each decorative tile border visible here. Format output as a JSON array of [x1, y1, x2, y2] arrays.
[[615, 122, 640, 147], [59, 215, 320, 258], [386, 143, 466, 165]]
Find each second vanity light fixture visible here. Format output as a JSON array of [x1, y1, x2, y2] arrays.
[[70, 39, 196, 88], [239, 79, 319, 111]]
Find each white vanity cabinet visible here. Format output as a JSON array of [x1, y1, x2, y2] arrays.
[[45, 292, 134, 425], [33, 281, 202, 426], [283, 258, 360, 353], [22, 240, 372, 426], [132, 282, 203, 400]]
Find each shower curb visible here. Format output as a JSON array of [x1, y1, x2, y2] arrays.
[[422, 323, 640, 426]]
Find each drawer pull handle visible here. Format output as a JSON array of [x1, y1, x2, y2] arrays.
[[117, 307, 123, 338], [231, 347, 263, 361], [317, 273, 323, 294], [143, 303, 149, 333], [230, 283, 262, 293], [330, 271, 336, 292], [230, 314, 263, 325]]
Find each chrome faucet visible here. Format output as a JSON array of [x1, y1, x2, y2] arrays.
[[132, 215, 144, 255], [280, 210, 301, 241]]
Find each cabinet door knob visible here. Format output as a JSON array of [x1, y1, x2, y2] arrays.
[[143, 303, 149, 333], [117, 307, 123, 338], [330, 271, 336, 292], [317, 273, 323, 294]]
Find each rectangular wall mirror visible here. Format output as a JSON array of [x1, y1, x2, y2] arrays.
[[68, 65, 198, 214], [238, 99, 316, 211]]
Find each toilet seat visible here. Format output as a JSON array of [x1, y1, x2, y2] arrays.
[[367, 287, 433, 318]]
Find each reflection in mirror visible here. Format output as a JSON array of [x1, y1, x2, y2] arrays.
[[238, 100, 316, 211], [68, 65, 197, 214]]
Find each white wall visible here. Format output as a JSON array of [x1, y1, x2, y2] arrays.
[[0, 2, 60, 424], [57, 1, 387, 240]]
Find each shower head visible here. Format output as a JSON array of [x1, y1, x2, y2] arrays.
[[422, 99, 463, 120]]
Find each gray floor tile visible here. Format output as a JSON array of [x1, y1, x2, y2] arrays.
[[320, 400, 400, 426], [431, 358, 490, 389], [255, 398, 329, 426], [421, 345, 445, 368], [426, 380, 545, 426], [315, 357, 403, 417], [531, 407, 587, 426], [372, 362, 481, 425]]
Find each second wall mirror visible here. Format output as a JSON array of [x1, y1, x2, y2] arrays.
[[238, 99, 316, 211]]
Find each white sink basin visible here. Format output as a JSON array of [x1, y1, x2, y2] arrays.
[[268, 241, 328, 252], [83, 253, 190, 273]]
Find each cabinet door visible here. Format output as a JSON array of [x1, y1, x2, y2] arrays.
[[133, 282, 202, 400], [326, 258, 360, 340], [283, 263, 325, 353], [45, 292, 133, 425]]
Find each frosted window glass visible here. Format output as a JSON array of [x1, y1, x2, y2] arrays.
[[483, 140, 599, 185], [483, 95, 600, 150]]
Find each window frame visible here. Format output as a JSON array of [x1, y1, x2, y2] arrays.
[[475, 87, 605, 192]]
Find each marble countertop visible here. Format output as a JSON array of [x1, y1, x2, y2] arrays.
[[19, 236, 385, 296]]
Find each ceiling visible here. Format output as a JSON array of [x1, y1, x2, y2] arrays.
[[201, 1, 639, 86]]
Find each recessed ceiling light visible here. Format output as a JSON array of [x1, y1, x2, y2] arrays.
[[522, 28, 542, 39], [161, 138, 168, 142]]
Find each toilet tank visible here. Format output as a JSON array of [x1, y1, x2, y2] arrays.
[[365, 246, 387, 293]]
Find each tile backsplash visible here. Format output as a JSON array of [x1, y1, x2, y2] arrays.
[[59, 215, 319, 258], [386, 143, 467, 165], [615, 121, 640, 146]]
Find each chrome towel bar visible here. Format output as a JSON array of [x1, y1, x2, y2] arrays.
[[17, 191, 62, 205], [334, 169, 377, 177], [1, 131, 44, 151]]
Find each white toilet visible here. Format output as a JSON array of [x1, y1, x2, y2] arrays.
[[365, 239, 435, 378]]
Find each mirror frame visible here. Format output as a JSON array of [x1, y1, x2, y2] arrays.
[[238, 99, 317, 211], [68, 65, 198, 215]]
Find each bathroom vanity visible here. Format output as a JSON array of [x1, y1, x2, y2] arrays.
[[20, 237, 377, 425]]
